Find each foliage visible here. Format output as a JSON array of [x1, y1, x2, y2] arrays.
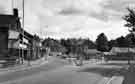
[[60, 38, 96, 54], [82, 39, 96, 49], [42, 38, 67, 53], [116, 36, 131, 47], [125, 33, 135, 46], [108, 40, 118, 50], [43, 37, 96, 60], [123, 7, 135, 32], [33, 34, 40, 41], [96, 33, 109, 52]]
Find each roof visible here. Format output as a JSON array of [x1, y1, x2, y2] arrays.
[[0, 14, 21, 31], [20, 28, 34, 40], [0, 15, 17, 25], [111, 47, 135, 53], [86, 49, 100, 54], [103, 52, 115, 55]]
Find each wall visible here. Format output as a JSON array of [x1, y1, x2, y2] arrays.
[[0, 27, 8, 58]]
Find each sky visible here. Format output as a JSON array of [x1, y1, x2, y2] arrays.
[[0, 0, 135, 41]]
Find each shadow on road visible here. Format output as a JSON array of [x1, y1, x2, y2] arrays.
[[77, 66, 128, 77], [77, 61, 130, 78], [121, 64, 135, 84], [0, 57, 70, 83], [77, 62, 135, 84], [99, 63, 129, 66], [122, 71, 135, 84]]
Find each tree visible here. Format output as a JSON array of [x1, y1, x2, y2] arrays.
[[108, 40, 117, 50], [116, 36, 130, 47], [125, 33, 135, 46], [96, 33, 109, 52], [123, 7, 135, 46], [42, 38, 67, 53], [33, 34, 40, 41], [60, 38, 77, 54], [60, 38, 95, 65], [82, 39, 96, 49], [116, 36, 132, 64], [123, 7, 135, 64], [123, 7, 135, 32]]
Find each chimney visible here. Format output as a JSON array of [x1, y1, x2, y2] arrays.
[[13, 8, 18, 17]]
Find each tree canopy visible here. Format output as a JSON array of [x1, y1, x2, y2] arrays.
[[96, 33, 109, 52], [42, 38, 67, 53], [123, 7, 135, 47], [116, 36, 131, 47], [123, 7, 135, 32]]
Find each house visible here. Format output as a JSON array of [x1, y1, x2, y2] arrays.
[[86, 49, 101, 54], [107, 47, 135, 60], [110, 47, 135, 54], [0, 9, 21, 60], [85, 49, 101, 59], [0, 8, 42, 63]]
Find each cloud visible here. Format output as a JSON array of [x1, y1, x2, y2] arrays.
[[56, 0, 103, 16], [0, 6, 7, 14], [31, 0, 131, 40], [0, 0, 133, 41], [0, 0, 13, 14], [101, 0, 135, 13], [58, 7, 82, 15], [99, 0, 135, 20], [54, 0, 126, 21]]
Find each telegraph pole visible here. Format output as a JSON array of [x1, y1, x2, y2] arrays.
[[21, 0, 25, 64], [11, 0, 14, 10]]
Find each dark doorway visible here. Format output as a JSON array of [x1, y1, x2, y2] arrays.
[[0, 27, 8, 59]]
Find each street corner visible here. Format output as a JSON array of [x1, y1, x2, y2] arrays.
[[121, 71, 135, 84], [110, 76, 124, 84], [97, 76, 124, 84], [0, 59, 48, 75], [97, 77, 110, 84]]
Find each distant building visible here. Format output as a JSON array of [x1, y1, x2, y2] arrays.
[[105, 47, 135, 60], [85, 49, 101, 59], [86, 49, 101, 54], [110, 47, 135, 54]]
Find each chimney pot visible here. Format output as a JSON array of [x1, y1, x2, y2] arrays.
[[13, 8, 18, 17]]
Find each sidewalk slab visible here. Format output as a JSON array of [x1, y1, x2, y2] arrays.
[[0, 56, 68, 74], [109, 64, 135, 84], [121, 71, 135, 84], [0, 57, 48, 74], [110, 76, 124, 84]]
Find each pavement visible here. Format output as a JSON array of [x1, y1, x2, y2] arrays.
[[120, 64, 135, 84], [1, 60, 130, 84], [99, 61, 135, 84], [81, 61, 125, 84], [0, 56, 53, 74], [0, 61, 108, 84], [0, 57, 134, 84], [0, 57, 105, 74], [0, 56, 70, 84]]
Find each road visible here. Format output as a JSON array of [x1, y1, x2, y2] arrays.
[[0, 59, 129, 84]]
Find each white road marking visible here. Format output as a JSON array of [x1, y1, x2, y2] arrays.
[[105, 76, 116, 84]]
